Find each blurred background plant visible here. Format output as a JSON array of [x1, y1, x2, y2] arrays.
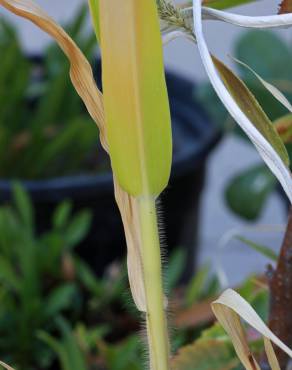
[[0, 183, 143, 370], [0, 5, 104, 179], [1, 182, 269, 370], [198, 29, 292, 221], [0, 184, 254, 370]]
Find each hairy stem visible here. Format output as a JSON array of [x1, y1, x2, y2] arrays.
[[138, 197, 170, 370]]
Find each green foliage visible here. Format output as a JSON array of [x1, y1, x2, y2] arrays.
[[0, 185, 94, 369], [39, 318, 89, 370], [166, 248, 187, 292], [224, 164, 277, 220], [0, 6, 101, 179], [0, 185, 147, 370], [0, 181, 269, 370], [185, 264, 210, 307], [89, 0, 100, 43], [97, 335, 143, 370], [172, 338, 241, 370], [40, 319, 143, 370]]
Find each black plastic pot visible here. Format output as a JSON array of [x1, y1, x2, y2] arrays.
[[0, 66, 221, 280]]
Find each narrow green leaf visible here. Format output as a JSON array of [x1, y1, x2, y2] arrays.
[[53, 201, 73, 229], [64, 210, 92, 248], [99, 0, 172, 196], [38, 331, 71, 370], [0, 256, 20, 290], [12, 182, 34, 233], [56, 318, 88, 370], [213, 56, 290, 167], [185, 264, 209, 306], [44, 283, 77, 318], [203, 0, 256, 9], [236, 236, 278, 262], [88, 0, 100, 43]]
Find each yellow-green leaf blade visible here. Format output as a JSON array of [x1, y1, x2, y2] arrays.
[[212, 56, 289, 167], [88, 0, 100, 43], [99, 0, 172, 197]]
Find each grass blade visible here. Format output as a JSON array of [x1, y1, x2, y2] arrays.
[[99, 0, 172, 196]]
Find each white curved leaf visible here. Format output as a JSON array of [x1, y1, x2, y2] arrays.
[[181, 6, 292, 28], [212, 289, 292, 370], [192, 0, 292, 203]]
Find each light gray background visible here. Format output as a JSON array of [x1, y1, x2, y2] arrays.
[[1, 0, 291, 286]]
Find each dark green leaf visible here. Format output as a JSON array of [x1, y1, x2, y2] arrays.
[[53, 201, 73, 229], [64, 210, 92, 248], [225, 164, 277, 220], [12, 183, 34, 233], [44, 283, 77, 318]]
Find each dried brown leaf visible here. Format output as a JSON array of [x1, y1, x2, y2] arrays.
[[212, 289, 292, 370], [264, 338, 281, 370]]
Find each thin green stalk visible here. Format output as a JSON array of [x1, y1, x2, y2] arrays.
[[138, 196, 170, 370]]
